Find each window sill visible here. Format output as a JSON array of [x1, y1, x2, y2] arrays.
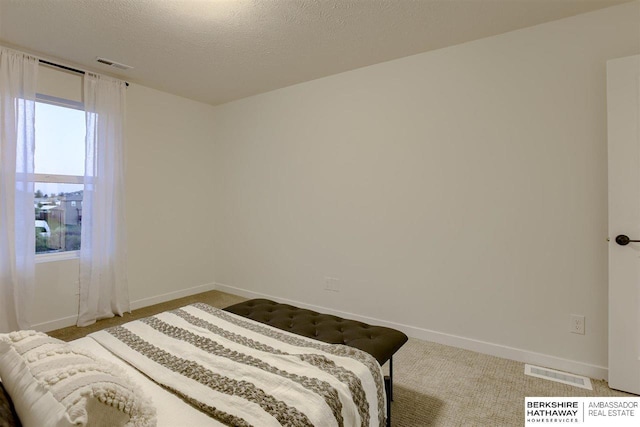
[[35, 251, 80, 264]]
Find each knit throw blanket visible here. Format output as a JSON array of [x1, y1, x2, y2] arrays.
[[90, 303, 386, 427]]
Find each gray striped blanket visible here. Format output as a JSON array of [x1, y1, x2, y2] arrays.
[[89, 303, 386, 427]]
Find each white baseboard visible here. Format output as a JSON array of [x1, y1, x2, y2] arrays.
[[129, 282, 216, 311], [214, 282, 608, 381], [33, 315, 78, 332], [33, 282, 217, 333]]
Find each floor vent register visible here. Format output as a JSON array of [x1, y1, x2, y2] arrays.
[[525, 364, 593, 390]]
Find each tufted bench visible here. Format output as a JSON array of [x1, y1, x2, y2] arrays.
[[223, 298, 408, 426]]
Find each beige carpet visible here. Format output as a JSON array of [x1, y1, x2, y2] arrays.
[[50, 290, 633, 426], [389, 338, 631, 426]]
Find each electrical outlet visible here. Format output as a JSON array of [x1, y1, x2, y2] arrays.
[[570, 314, 585, 335], [324, 276, 340, 292]]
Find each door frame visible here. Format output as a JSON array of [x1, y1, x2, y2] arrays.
[[607, 54, 640, 395]]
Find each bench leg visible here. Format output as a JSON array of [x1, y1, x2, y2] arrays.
[[384, 375, 391, 426], [384, 357, 394, 426], [389, 357, 393, 401]]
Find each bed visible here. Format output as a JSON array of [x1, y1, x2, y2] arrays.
[[0, 300, 408, 427]]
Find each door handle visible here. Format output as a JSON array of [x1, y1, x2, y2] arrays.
[[615, 234, 640, 246]]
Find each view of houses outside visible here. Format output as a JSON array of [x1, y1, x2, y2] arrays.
[[33, 99, 85, 254], [35, 187, 83, 253]]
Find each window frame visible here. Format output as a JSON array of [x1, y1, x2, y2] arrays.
[[34, 93, 85, 263]]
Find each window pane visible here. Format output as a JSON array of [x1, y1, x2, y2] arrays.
[[35, 183, 83, 254], [34, 102, 85, 176]]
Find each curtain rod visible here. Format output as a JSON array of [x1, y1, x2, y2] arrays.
[[39, 59, 130, 87]]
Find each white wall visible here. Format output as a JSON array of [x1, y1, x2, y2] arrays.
[[32, 79, 217, 329], [125, 85, 217, 304], [211, 2, 640, 378]]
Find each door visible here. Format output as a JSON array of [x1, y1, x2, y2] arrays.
[[608, 54, 640, 395]]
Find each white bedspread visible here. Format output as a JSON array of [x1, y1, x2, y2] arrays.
[[89, 303, 386, 427]]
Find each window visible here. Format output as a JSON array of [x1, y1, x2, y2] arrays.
[[34, 94, 85, 255]]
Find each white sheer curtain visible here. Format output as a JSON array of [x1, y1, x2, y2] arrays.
[[0, 47, 38, 332], [77, 73, 129, 327]]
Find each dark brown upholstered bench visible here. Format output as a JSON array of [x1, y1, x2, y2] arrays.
[[223, 298, 408, 426]]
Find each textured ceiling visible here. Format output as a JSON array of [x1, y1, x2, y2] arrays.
[[0, 0, 632, 105]]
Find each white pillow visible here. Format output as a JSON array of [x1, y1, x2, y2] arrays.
[[0, 331, 156, 427]]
